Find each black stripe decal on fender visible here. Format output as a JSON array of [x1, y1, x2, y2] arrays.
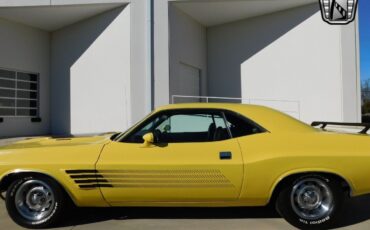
[[74, 179, 109, 184], [70, 175, 104, 179], [66, 170, 98, 174], [79, 184, 114, 188]]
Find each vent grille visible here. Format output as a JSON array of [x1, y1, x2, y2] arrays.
[[66, 169, 234, 189]]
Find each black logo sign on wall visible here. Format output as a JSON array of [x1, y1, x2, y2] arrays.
[[319, 0, 359, 25]]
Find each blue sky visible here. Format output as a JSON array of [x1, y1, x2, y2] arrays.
[[360, 0, 370, 85]]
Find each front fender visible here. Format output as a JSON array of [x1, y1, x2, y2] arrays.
[[0, 168, 109, 207]]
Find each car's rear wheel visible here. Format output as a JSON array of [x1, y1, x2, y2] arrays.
[[5, 175, 66, 229], [276, 174, 345, 229]]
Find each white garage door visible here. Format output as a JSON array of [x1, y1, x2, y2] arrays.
[[175, 63, 201, 103]]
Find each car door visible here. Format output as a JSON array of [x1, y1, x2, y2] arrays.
[[96, 109, 244, 204]]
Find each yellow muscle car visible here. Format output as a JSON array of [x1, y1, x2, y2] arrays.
[[0, 103, 369, 229]]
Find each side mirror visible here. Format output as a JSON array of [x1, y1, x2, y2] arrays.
[[142, 132, 154, 146]]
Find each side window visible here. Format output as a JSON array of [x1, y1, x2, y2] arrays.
[[123, 111, 230, 143], [165, 114, 215, 133], [159, 113, 229, 143], [224, 112, 265, 138]]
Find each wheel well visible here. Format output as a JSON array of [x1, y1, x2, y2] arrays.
[[269, 172, 351, 205], [0, 172, 75, 205]]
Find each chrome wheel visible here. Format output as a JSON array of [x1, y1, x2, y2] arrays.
[[14, 180, 56, 221], [290, 178, 333, 220]]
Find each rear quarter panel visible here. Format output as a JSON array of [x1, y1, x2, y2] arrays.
[[237, 132, 370, 206]]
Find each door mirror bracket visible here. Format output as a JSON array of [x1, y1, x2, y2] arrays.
[[142, 133, 154, 147]]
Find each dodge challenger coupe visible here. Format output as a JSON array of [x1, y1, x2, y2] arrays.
[[0, 103, 369, 229]]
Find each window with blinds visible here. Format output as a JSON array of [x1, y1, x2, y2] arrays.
[[0, 69, 39, 117]]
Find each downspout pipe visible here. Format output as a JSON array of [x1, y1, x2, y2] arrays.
[[146, 0, 154, 112]]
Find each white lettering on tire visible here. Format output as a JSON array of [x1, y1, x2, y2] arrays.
[[299, 216, 330, 225]]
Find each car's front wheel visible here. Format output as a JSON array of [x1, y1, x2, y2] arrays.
[[5, 175, 66, 229], [276, 174, 345, 229]]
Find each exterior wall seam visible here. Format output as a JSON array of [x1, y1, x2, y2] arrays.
[[355, 17, 361, 122], [339, 26, 344, 122]]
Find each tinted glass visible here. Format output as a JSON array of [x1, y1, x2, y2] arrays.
[[123, 111, 230, 143], [17, 100, 37, 108], [18, 73, 38, 82], [17, 81, 37, 90], [0, 69, 39, 117], [225, 112, 265, 138], [17, 109, 37, 116], [0, 69, 15, 80], [0, 89, 15, 98], [17, 91, 37, 99], [0, 108, 15, 116], [167, 114, 216, 132], [0, 98, 15, 107], [0, 79, 15, 88]]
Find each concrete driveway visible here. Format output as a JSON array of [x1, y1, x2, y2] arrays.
[[2, 199, 370, 230], [1, 138, 370, 230]]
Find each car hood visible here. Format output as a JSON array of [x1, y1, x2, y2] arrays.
[[0, 134, 116, 177], [0, 134, 113, 150]]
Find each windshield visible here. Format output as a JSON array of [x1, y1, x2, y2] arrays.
[[112, 111, 156, 142]]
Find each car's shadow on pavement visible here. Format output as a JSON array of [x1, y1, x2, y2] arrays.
[[61, 205, 279, 227], [59, 194, 370, 229], [334, 194, 370, 228]]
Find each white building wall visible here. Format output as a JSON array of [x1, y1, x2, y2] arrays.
[[169, 4, 207, 100], [51, 6, 131, 135], [0, 18, 50, 137], [154, 0, 170, 107], [130, 0, 152, 123], [207, 4, 359, 123], [0, 0, 362, 137], [341, 18, 361, 122]]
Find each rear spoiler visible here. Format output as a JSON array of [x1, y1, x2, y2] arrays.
[[311, 121, 370, 134]]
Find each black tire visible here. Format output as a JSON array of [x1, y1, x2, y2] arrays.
[[276, 174, 345, 230], [5, 175, 67, 229]]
